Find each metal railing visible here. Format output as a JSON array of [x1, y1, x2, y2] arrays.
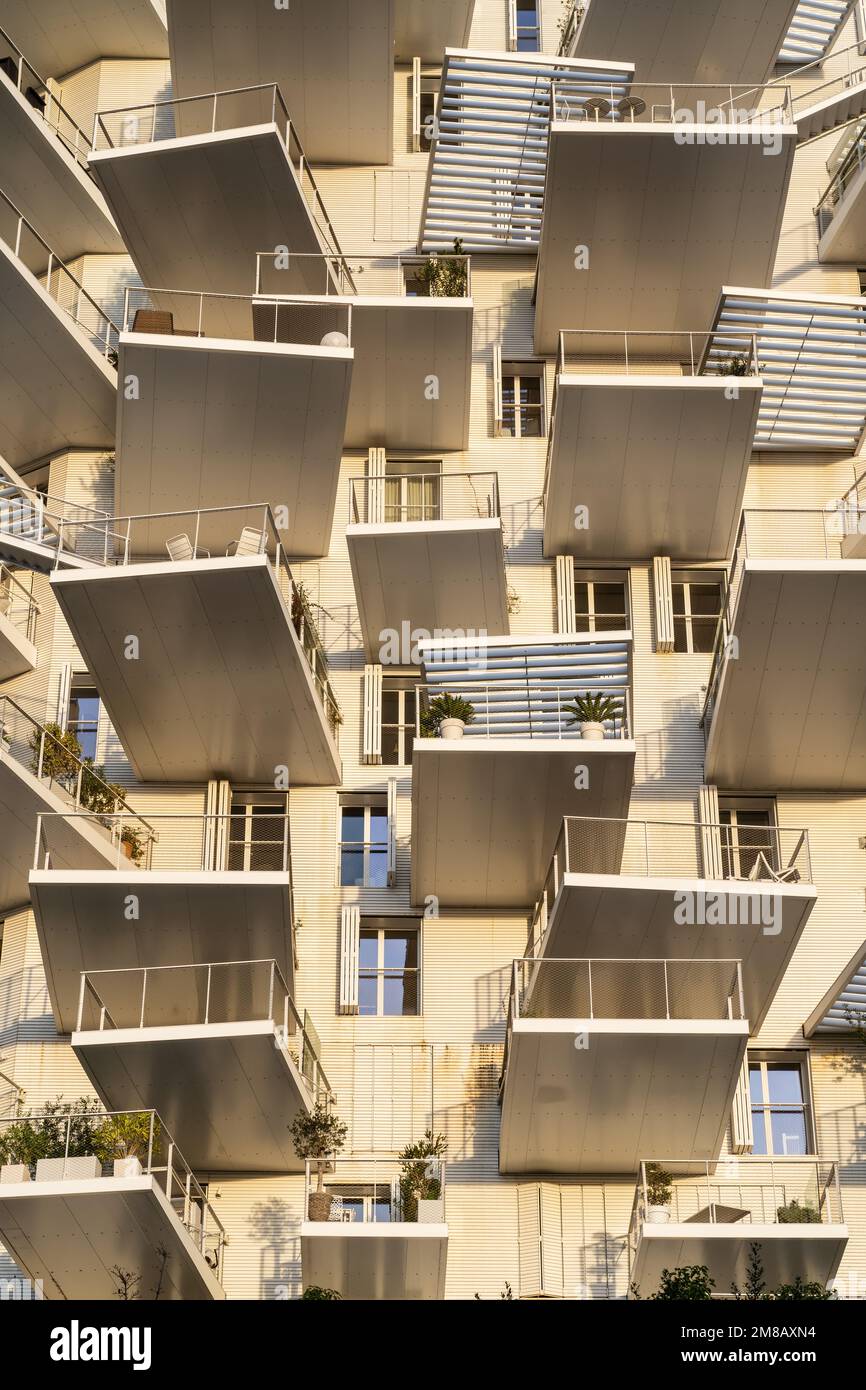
[[815, 121, 866, 233], [0, 470, 111, 561], [784, 41, 866, 122], [254, 250, 472, 300], [349, 472, 500, 526], [0, 24, 94, 170], [551, 77, 793, 125], [702, 507, 866, 728], [0, 1106, 225, 1276], [92, 84, 343, 260], [557, 329, 760, 376], [510, 956, 745, 1023], [0, 565, 39, 642], [122, 283, 352, 350], [76, 959, 331, 1102], [414, 681, 632, 740], [0, 188, 119, 361], [303, 1155, 447, 1225], [33, 809, 297, 874], [629, 1158, 844, 1250]]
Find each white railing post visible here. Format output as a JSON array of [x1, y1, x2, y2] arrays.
[[663, 960, 670, 1020], [204, 963, 211, 1025], [139, 969, 147, 1028], [76, 972, 87, 1032]]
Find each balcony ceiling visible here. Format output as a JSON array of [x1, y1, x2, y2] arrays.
[[0, 240, 116, 467], [301, 1223, 448, 1301], [0, 1177, 223, 1301], [704, 560, 866, 791], [348, 518, 509, 661], [31, 871, 295, 1033], [0, 1, 168, 78], [500, 1018, 748, 1174], [114, 334, 351, 557], [74, 1023, 312, 1172], [541, 876, 817, 1033], [394, 0, 475, 61], [51, 556, 342, 785], [632, 1223, 848, 1298], [544, 376, 762, 559], [534, 125, 795, 354]]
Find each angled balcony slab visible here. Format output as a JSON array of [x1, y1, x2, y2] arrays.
[[544, 332, 762, 559], [0, 609, 36, 679], [0, 568, 38, 678], [500, 957, 748, 1175], [793, 53, 866, 145], [0, 2, 168, 78], [817, 141, 866, 263]]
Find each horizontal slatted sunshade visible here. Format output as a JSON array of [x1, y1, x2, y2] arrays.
[[805, 946, 866, 1033], [706, 288, 866, 450], [419, 49, 633, 252], [778, 1, 853, 65]]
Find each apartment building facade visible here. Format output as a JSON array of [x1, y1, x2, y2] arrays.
[[0, 0, 864, 1301]]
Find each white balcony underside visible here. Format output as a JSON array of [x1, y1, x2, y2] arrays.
[[572, 0, 797, 83], [394, 0, 475, 61], [30, 872, 295, 1034], [0, 531, 93, 573], [301, 1223, 448, 1301], [52, 556, 341, 785], [0, 755, 120, 917], [410, 740, 636, 908], [533, 125, 795, 354], [818, 164, 866, 263], [0, 1177, 223, 1302], [0, 610, 36, 680], [89, 128, 333, 297], [500, 1019, 748, 1175], [73, 1022, 312, 1172], [0, 1, 168, 78], [544, 377, 762, 559], [0, 76, 122, 259], [0, 240, 115, 467], [115, 335, 352, 557], [704, 561, 866, 791], [542, 877, 816, 1033], [796, 78, 866, 146], [632, 1223, 848, 1297], [347, 519, 509, 661]]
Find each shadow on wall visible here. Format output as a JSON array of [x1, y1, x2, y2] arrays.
[[502, 495, 544, 561], [0, 967, 54, 1049], [633, 691, 707, 786], [247, 1198, 301, 1300], [434, 1043, 502, 1177]]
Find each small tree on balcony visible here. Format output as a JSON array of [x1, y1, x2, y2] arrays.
[[397, 1130, 447, 1221], [289, 1102, 347, 1215]]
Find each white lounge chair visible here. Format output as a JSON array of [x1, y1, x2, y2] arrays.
[[165, 533, 209, 562], [226, 527, 267, 557]]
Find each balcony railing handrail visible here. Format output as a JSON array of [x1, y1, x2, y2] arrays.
[[303, 1155, 447, 1223], [32, 808, 299, 873], [557, 329, 760, 377], [254, 249, 473, 299], [121, 283, 353, 348], [550, 76, 793, 123], [414, 681, 632, 740], [509, 955, 746, 1023], [0, 22, 95, 169], [0, 564, 39, 635], [348, 471, 501, 525], [815, 124, 866, 222]]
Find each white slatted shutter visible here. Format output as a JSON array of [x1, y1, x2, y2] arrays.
[[339, 905, 360, 1015], [387, 776, 397, 887], [518, 1185, 543, 1297], [698, 783, 724, 880], [492, 343, 504, 435], [55, 662, 72, 728], [555, 555, 576, 633], [506, 0, 518, 50], [204, 780, 231, 869], [363, 664, 382, 764], [652, 555, 675, 653], [518, 1183, 565, 1297], [731, 1055, 755, 1153], [411, 57, 422, 151], [367, 446, 386, 525]]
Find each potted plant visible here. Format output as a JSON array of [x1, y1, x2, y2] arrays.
[[645, 1162, 673, 1224], [776, 1198, 821, 1224], [397, 1130, 447, 1222], [563, 692, 622, 741], [721, 356, 749, 376], [29, 721, 82, 785], [93, 1111, 158, 1178], [289, 1101, 347, 1222], [301, 1285, 342, 1300], [0, 1098, 107, 1183], [119, 824, 147, 865], [420, 692, 475, 740]]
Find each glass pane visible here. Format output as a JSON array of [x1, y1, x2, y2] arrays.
[[383, 972, 418, 1016], [673, 617, 688, 653], [341, 807, 365, 842], [358, 931, 378, 969], [690, 618, 717, 653], [383, 931, 417, 969], [368, 848, 388, 888], [751, 1108, 768, 1154], [382, 690, 400, 722], [519, 377, 541, 405], [574, 582, 590, 618], [404, 690, 416, 723], [671, 583, 686, 616], [520, 408, 542, 438], [369, 809, 389, 843], [766, 1064, 804, 1105], [748, 1064, 763, 1103], [595, 583, 626, 616], [689, 583, 722, 617], [340, 849, 365, 886], [381, 727, 400, 765], [770, 1111, 807, 1155], [358, 974, 378, 1016], [373, 1197, 392, 1222]]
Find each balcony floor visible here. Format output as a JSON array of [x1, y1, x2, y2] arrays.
[[632, 1222, 848, 1297], [301, 1222, 448, 1300]]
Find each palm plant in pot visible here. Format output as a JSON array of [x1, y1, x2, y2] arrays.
[[92, 1110, 159, 1178], [289, 1101, 347, 1221], [563, 692, 622, 741], [397, 1130, 447, 1222], [645, 1163, 673, 1224], [420, 692, 475, 740]]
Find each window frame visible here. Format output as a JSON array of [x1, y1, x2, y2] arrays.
[[67, 676, 101, 762], [573, 568, 631, 633], [383, 459, 442, 521], [381, 673, 417, 767], [671, 569, 724, 654], [718, 798, 778, 878], [748, 1052, 815, 1157], [227, 791, 289, 872], [358, 918, 422, 1017], [338, 799, 390, 888], [511, 0, 542, 52], [501, 360, 546, 438]]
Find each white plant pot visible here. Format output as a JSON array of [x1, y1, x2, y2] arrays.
[[0, 1163, 30, 1184], [35, 1154, 102, 1182], [113, 1155, 143, 1178], [647, 1205, 671, 1225], [580, 721, 605, 741], [439, 718, 465, 740], [417, 1198, 445, 1224]]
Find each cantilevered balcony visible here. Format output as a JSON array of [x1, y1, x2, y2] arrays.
[[301, 1156, 448, 1301], [0, 694, 144, 916], [0, 191, 117, 467], [629, 1158, 848, 1297], [559, 0, 799, 85], [50, 505, 342, 785], [30, 807, 296, 1033], [544, 330, 763, 560], [115, 290, 352, 555], [500, 956, 748, 1175], [0, 24, 121, 259], [791, 43, 866, 145], [702, 508, 866, 791], [73, 960, 330, 1172], [0, 0, 168, 77], [347, 472, 508, 661], [0, 1107, 224, 1301], [0, 564, 38, 678], [410, 632, 635, 908], [533, 79, 796, 353], [0, 466, 111, 572], [816, 123, 866, 262], [255, 252, 473, 451], [90, 85, 344, 296], [529, 816, 816, 1033]]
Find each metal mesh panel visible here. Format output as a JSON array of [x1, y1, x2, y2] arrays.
[[514, 958, 743, 1021]]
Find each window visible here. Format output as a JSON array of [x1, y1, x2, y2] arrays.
[[574, 570, 629, 632], [67, 678, 100, 761], [382, 677, 416, 766], [358, 921, 420, 1016], [512, 0, 541, 51], [418, 74, 439, 152], [384, 460, 441, 521], [749, 1056, 813, 1156], [671, 570, 724, 653], [339, 800, 389, 887], [227, 793, 288, 871], [719, 799, 776, 879], [502, 362, 544, 437], [331, 1183, 392, 1222]]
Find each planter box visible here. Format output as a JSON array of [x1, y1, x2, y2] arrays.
[[417, 1198, 445, 1224], [0, 1163, 30, 1184], [113, 1155, 143, 1178], [35, 1155, 102, 1182]]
